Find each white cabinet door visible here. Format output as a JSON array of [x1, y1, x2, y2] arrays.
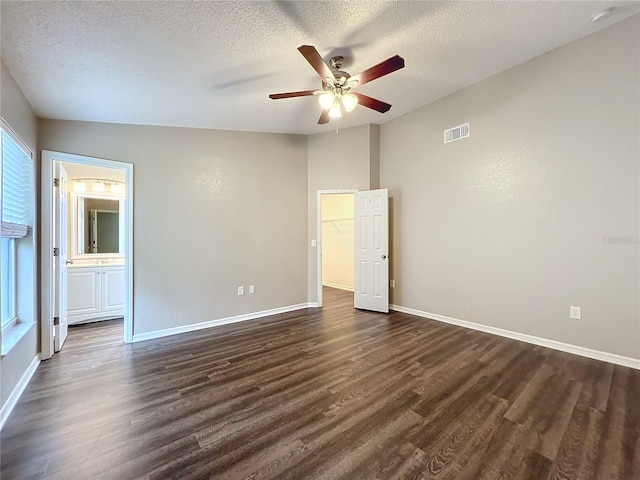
[[67, 267, 101, 322], [102, 266, 125, 312]]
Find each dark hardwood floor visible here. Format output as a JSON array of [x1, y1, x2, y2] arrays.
[[1, 288, 639, 479]]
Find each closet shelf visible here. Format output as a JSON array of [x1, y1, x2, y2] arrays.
[[321, 218, 354, 222], [322, 217, 354, 232]]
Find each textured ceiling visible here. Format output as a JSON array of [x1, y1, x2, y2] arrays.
[[1, 1, 638, 135]]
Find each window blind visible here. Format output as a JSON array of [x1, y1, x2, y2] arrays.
[[1, 129, 32, 239]]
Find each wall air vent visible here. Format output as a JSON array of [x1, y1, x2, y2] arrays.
[[444, 123, 470, 144]]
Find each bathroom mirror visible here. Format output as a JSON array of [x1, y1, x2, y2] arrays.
[[72, 194, 124, 257]]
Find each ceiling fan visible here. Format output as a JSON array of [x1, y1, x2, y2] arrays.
[[269, 45, 405, 124]]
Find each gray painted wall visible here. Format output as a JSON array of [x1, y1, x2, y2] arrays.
[[39, 120, 308, 336], [1, 62, 37, 149], [0, 62, 39, 408], [380, 15, 640, 359]]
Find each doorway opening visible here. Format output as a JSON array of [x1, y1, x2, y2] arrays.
[[316, 190, 356, 307], [41, 151, 133, 360]]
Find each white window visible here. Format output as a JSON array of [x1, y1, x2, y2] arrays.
[[1, 123, 34, 335], [1, 237, 15, 328]]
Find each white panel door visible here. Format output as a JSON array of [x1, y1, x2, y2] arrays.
[[54, 163, 69, 351], [102, 266, 125, 312], [354, 188, 389, 313]]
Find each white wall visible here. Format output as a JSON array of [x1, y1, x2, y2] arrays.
[[321, 193, 354, 291], [0, 61, 39, 409], [39, 120, 308, 336], [62, 162, 125, 183], [380, 16, 640, 359]]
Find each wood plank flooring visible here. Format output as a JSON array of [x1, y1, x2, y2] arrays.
[[1, 288, 639, 479]]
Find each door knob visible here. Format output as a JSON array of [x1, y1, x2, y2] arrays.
[[381, 254, 387, 260]]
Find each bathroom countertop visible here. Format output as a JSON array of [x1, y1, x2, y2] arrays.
[[67, 260, 125, 267]]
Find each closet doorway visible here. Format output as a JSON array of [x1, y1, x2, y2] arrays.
[[316, 190, 356, 307]]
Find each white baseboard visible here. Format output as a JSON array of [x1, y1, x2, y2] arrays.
[[322, 282, 355, 292], [132, 303, 314, 343], [308, 302, 320, 308], [390, 304, 640, 370], [0, 354, 40, 431]]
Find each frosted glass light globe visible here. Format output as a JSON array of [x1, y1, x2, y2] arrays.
[[318, 92, 334, 110], [341, 93, 358, 112], [328, 102, 342, 118]]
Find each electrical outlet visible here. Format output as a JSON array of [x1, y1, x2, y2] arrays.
[[238, 286, 244, 296], [311, 240, 317, 247], [570, 306, 581, 320], [390, 280, 395, 288], [249, 285, 255, 294]]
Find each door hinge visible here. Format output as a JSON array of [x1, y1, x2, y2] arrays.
[[53, 317, 60, 326], [53, 177, 60, 187], [53, 247, 59, 257]]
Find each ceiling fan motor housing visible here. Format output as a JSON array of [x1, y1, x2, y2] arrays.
[[329, 56, 351, 84], [329, 55, 344, 69]]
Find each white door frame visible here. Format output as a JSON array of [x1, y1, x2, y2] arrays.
[[316, 189, 358, 308], [41, 150, 134, 360]]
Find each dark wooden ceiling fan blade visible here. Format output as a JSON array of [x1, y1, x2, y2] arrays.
[[298, 45, 335, 81], [318, 109, 330, 124], [269, 90, 316, 100], [351, 55, 405, 87], [353, 93, 392, 113]]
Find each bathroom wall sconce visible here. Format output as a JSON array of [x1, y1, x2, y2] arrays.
[[72, 178, 124, 194]]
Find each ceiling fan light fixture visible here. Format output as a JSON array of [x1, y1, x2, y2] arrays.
[[341, 93, 358, 112], [318, 91, 335, 110], [328, 101, 342, 118], [269, 46, 405, 124]]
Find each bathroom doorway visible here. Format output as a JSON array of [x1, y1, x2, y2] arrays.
[[41, 151, 133, 360]]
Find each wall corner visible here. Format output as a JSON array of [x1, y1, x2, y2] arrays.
[[368, 124, 380, 189]]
